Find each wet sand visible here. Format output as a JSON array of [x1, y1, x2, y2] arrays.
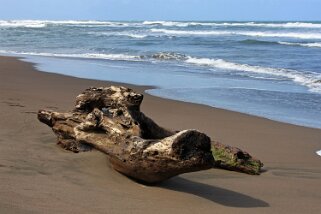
[[0, 56, 321, 214]]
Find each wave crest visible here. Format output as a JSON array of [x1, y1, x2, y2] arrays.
[[184, 57, 321, 93], [2, 20, 321, 29], [143, 21, 189, 27], [278, 42, 321, 48], [150, 29, 230, 36], [0, 20, 130, 28], [144, 21, 321, 28], [0, 50, 141, 61], [0, 20, 47, 28], [151, 29, 321, 39], [1, 49, 320, 93]]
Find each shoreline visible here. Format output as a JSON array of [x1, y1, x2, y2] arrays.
[[1, 55, 321, 213], [17, 54, 321, 131]]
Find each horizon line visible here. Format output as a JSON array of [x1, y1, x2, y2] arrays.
[[1, 19, 321, 22]]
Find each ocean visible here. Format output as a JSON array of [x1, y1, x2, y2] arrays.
[[1, 20, 321, 128]]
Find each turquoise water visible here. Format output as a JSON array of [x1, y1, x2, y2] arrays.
[[1, 20, 321, 128]]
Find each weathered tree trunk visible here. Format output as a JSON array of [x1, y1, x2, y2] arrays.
[[38, 86, 214, 183], [38, 86, 263, 183]]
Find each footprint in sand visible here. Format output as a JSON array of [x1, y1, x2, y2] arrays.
[[22, 111, 37, 114], [270, 167, 321, 179], [45, 106, 59, 109], [2, 101, 25, 107]]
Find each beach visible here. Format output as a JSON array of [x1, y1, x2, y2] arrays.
[[0, 55, 321, 213]]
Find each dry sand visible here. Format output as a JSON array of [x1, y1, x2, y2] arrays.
[[0, 56, 321, 214]]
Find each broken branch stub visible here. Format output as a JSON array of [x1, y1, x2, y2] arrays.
[[212, 142, 263, 175]]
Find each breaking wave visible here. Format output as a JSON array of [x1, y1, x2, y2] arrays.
[[0, 50, 142, 61], [278, 42, 321, 48], [0, 20, 131, 28], [1, 49, 320, 93], [0, 20, 47, 28], [240, 32, 321, 40], [2, 20, 321, 29], [144, 21, 321, 28], [151, 29, 231, 36], [143, 21, 189, 27], [184, 57, 321, 93], [151, 29, 321, 39]]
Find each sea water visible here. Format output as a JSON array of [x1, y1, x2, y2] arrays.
[[0, 20, 321, 128]]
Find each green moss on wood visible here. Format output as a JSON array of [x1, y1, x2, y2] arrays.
[[211, 143, 263, 175]]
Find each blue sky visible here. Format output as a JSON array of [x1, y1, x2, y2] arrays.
[[0, 0, 320, 21]]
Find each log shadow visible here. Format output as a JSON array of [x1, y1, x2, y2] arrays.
[[160, 177, 269, 208]]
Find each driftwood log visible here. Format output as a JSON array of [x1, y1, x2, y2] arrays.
[[38, 86, 263, 183]]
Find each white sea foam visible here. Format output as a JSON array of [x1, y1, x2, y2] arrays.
[[144, 21, 321, 28], [143, 21, 189, 27], [209, 22, 321, 28], [0, 20, 130, 28], [266, 22, 321, 28], [278, 42, 321, 48], [150, 29, 321, 40], [121, 33, 147, 39], [60, 21, 130, 27], [1, 49, 320, 93], [0, 50, 141, 61], [150, 29, 231, 36], [2, 20, 321, 29], [0, 20, 47, 28], [317, 150, 321, 156], [184, 56, 321, 93], [93, 29, 321, 40], [46, 20, 114, 25], [240, 32, 321, 40]]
